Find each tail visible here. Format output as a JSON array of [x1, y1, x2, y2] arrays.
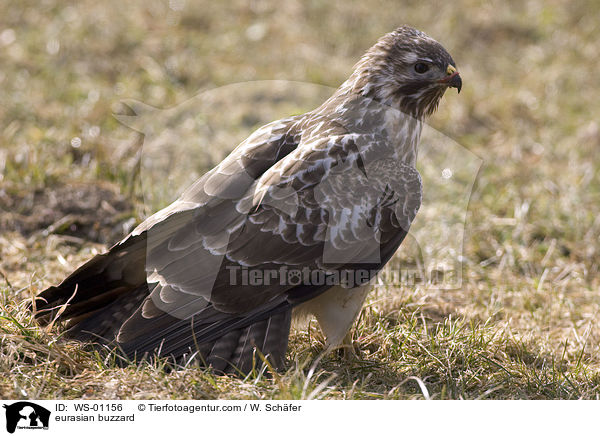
[[112, 291, 294, 374], [207, 309, 292, 374], [122, 308, 294, 374], [31, 235, 293, 374], [32, 234, 148, 340]]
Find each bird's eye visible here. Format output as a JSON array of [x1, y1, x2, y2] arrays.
[[414, 63, 429, 74]]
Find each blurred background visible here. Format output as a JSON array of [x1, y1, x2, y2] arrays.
[[1, 0, 599, 399]]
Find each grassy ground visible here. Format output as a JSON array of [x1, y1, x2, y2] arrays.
[[1, 0, 600, 399]]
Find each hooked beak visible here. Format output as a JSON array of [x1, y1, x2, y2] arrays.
[[438, 65, 462, 93]]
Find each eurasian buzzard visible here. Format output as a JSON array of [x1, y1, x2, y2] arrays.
[[33, 26, 462, 374]]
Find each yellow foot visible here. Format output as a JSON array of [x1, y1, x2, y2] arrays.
[[335, 333, 361, 360]]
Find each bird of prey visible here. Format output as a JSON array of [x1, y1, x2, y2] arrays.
[[33, 26, 462, 375]]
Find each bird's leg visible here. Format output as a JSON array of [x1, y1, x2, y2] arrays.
[[296, 284, 370, 357], [335, 330, 361, 361]]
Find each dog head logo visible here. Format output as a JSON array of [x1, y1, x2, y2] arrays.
[[3, 402, 50, 433]]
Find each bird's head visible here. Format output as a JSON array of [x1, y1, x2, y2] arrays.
[[351, 26, 462, 119]]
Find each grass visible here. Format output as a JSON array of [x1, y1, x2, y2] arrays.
[[1, 0, 600, 399]]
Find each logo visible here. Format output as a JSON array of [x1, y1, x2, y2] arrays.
[[3, 402, 50, 434]]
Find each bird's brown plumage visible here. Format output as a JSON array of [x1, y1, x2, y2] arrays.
[[33, 26, 461, 375]]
